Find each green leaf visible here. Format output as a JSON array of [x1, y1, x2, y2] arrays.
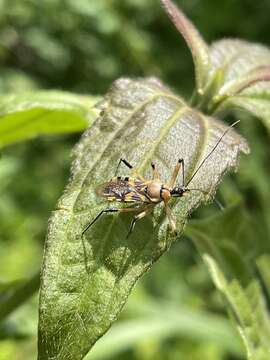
[[0, 272, 40, 322], [214, 87, 270, 133], [86, 301, 243, 360], [159, 3, 270, 132], [214, 66, 270, 97], [186, 203, 256, 284], [0, 91, 101, 148], [257, 255, 270, 300], [204, 40, 270, 131], [205, 256, 270, 360], [208, 40, 270, 89], [38, 77, 248, 360], [186, 204, 270, 360], [160, 0, 211, 93]]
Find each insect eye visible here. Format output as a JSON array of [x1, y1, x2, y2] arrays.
[[144, 186, 148, 193]]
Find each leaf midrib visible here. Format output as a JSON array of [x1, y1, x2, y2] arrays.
[[137, 106, 190, 173], [52, 91, 187, 355], [77, 92, 184, 195]]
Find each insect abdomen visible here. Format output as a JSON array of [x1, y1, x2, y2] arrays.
[[95, 177, 140, 202]]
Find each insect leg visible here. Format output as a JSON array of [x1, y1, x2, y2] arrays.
[[82, 208, 119, 235], [114, 158, 133, 176], [82, 206, 141, 273], [82, 206, 141, 236], [126, 206, 154, 239], [151, 161, 160, 180], [114, 158, 145, 181], [164, 204, 177, 233], [169, 158, 184, 188], [81, 209, 118, 273]]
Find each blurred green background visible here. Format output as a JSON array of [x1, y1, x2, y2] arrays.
[[0, 0, 270, 359]]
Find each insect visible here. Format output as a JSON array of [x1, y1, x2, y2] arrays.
[[82, 121, 240, 239]]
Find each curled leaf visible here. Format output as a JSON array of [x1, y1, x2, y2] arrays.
[[38, 77, 248, 360], [160, 0, 211, 93]]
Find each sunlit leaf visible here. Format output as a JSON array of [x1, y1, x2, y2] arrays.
[[209, 40, 270, 88], [215, 66, 270, 97], [0, 91, 101, 148], [160, 3, 270, 133], [203, 40, 270, 132], [38, 77, 248, 360], [214, 84, 270, 132]]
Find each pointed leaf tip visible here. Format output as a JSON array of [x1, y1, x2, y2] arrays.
[[160, 0, 210, 92]]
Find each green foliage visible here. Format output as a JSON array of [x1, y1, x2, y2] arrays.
[[38, 77, 247, 359], [0, 273, 40, 321], [86, 294, 243, 360], [186, 203, 270, 360], [209, 43, 270, 133], [257, 255, 270, 297], [0, 89, 100, 358], [162, 0, 270, 133], [160, 1, 270, 359], [0, 91, 100, 147], [205, 256, 270, 360]]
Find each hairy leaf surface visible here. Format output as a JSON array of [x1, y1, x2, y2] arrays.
[[207, 40, 270, 131], [214, 83, 270, 132], [209, 40, 270, 86], [0, 91, 100, 148], [38, 78, 248, 360], [201, 41, 270, 132]]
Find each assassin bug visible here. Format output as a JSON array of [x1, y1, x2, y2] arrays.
[[82, 120, 240, 239]]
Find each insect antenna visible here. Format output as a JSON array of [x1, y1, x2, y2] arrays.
[[185, 120, 240, 187]]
